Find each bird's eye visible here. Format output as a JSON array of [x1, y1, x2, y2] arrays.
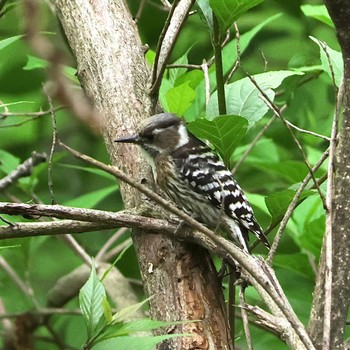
[[143, 133, 154, 142]]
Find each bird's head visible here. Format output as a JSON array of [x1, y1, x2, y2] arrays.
[[114, 113, 190, 157]]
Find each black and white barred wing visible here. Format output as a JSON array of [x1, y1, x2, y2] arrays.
[[175, 147, 270, 249]]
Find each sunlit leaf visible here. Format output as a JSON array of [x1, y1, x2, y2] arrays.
[[166, 81, 196, 115], [79, 263, 107, 339], [310, 37, 343, 87], [207, 71, 303, 126], [63, 186, 116, 208], [301, 4, 334, 27], [0, 35, 23, 50], [111, 297, 152, 324], [265, 188, 315, 224], [210, 0, 264, 34]]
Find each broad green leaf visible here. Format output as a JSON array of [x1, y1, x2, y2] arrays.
[[92, 334, 185, 350], [233, 138, 279, 164], [222, 13, 282, 76], [207, 71, 303, 126], [159, 78, 173, 112], [168, 49, 190, 84], [184, 13, 281, 120], [187, 115, 248, 163], [265, 188, 315, 224], [166, 81, 196, 115], [23, 55, 79, 83], [298, 216, 324, 258], [145, 49, 156, 65], [58, 163, 115, 181], [111, 297, 152, 324], [79, 264, 107, 339], [23, 55, 48, 70], [0, 35, 23, 50], [195, 0, 213, 32], [301, 4, 334, 27], [175, 70, 204, 90], [310, 37, 343, 87], [210, 0, 264, 34], [273, 253, 314, 279], [252, 160, 309, 184], [64, 185, 116, 208], [0, 150, 20, 174]]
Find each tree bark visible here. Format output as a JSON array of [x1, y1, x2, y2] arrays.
[[308, 1, 350, 349], [53, 1, 233, 348]]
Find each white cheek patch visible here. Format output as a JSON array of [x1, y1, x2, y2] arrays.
[[176, 124, 190, 148]]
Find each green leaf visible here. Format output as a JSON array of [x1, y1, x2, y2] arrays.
[[168, 49, 190, 84], [165, 81, 196, 115], [265, 188, 315, 224], [195, 0, 213, 32], [207, 70, 303, 126], [222, 13, 282, 76], [63, 186, 116, 208], [23, 55, 48, 70], [58, 163, 115, 181], [92, 334, 185, 350], [0, 150, 20, 175], [0, 35, 23, 50], [210, 0, 264, 34], [79, 263, 107, 339], [252, 160, 309, 184], [23, 55, 79, 83], [299, 216, 324, 257], [273, 253, 314, 279], [301, 4, 334, 27], [310, 37, 343, 87], [184, 13, 281, 120], [111, 297, 152, 324], [187, 115, 248, 164]]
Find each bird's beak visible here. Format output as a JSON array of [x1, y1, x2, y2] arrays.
[[114, 135, 140, 144]]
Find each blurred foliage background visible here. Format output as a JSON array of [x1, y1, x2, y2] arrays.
[[0, 0, 345, 349]]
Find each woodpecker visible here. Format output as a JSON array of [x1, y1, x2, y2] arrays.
[[115, 113, 270, 253]]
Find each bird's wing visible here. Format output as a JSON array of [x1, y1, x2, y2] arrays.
[[174, 148, 270, 249]]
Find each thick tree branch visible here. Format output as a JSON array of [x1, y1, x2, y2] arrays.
[[52, 1, 233, 348], [308, 1, 350, 349]]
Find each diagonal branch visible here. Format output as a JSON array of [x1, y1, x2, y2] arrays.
[[150, 0, 195, 96], [58, 142, 315, 350]]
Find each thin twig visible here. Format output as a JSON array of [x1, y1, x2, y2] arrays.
[[59, 234, 92, 267], [245, 72, 327, 209], [201, 59, 210, 107], [95, 227, 128, 262], [134, 0, 147, 23], [45, 86, 58, 205], [151, 0, 179, 86], [226, 22, 241, 83], [100, 238, 133, 262], [0, 256, 35, 302], [240, 285, 254, 350], [166, 63, 201, 70], [0, 151, 47, 191], [0, 106, 63, 120], [231, 115, 277, 175], [266, 148, 330, 264]]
